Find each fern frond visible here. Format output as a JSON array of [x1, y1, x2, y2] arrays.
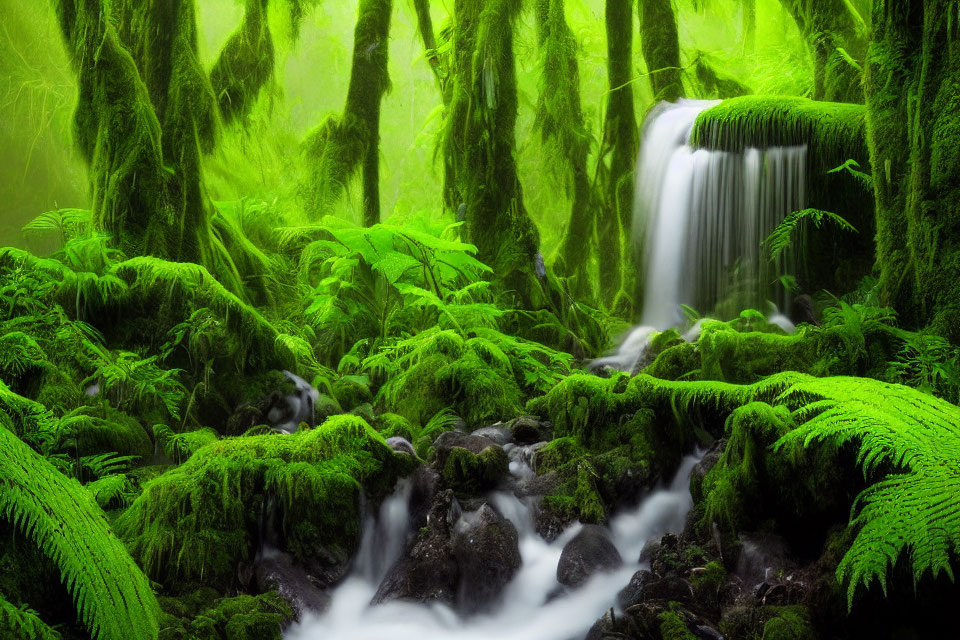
[[0, 593, 62, 640], [0, 421, 160, 639], [765, 208, 857, 261]]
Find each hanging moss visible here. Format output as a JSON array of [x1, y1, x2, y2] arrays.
[[442, 0, 542, 307], [638, 0, 684, 102], [115, 415, 411, 589], [209, 0, 275, 124], [412, 0, 449, 102], [302, 0, 392, 226], [533, 0, 595, 295]]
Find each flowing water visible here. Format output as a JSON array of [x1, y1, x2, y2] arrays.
[[594, 99, 806, 373], [285, 453, 703, 640]]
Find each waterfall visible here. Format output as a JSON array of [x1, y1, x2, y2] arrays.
[[285, 453, 704, 640], [634, 100, 807, 328], [590, 100, 806, 374]]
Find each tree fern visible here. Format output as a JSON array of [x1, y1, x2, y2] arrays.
[[0, 421, 160, 639]]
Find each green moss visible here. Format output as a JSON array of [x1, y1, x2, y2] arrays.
[[116, 415, 410, 588], [158, 591, 292, 640], [638, 0, 683, 102], [209, 0, 274, 124], [376, 413, 415, 441], [760, 605, 817, 640], [532, 437, 586, 474], [658, 607, 697, 640], [542, 462, 607, 525], [692, 97, 867, 172], [439, 445, 509, 498]]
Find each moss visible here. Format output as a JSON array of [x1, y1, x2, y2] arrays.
[[658, 607, 697, 640], [439, 445, 509, 498], [542, 462, 607, 525], [209, 0, 274, 124], [638, 0, 683, 102], [158, 591, 292, 640], [867, 1, 960, 343], [376, 413, 415, 441], [690, 560, 727, 610], [760, 605, 817, 640], [301, 0, 392, 226], [596, 0, 637, 306], [442, 0, 542, 306], [534, 0, 594, 294], [116, 415, 411, 589], [692, 96, 867, 172], [532, 437, 587, 474], [332, 376, 373, 411]]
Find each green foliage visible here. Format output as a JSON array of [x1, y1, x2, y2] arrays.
[[0, 412, 160, 640]]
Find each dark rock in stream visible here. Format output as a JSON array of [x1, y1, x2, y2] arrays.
[[432, 431, 510, 496], [508, 415, 552, 445], [373, 490, 521, 614], [452, 504, 521, 613], [556, 524, 622, 587], [470, 424, 513, 446], [254, 550, 331, 620]]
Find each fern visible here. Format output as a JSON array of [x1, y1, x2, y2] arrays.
[[773, 375, 960, 607], [765, 208, 857, 261], [0, 593, 62, 640], [0, 417, 160, 639]]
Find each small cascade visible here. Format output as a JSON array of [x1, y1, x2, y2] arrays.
[[285, 452, 704, 640], [634, 100, 807, 329]]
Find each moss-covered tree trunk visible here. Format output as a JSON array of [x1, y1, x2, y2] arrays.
[[412, 0, 449, 103], [779, 0, 868, 103], [209, 0, 274, 124], [638, 0, 683, 102], [443, 0, 541, 306], [868, 0, 960, 341], [55, 0, 218, 264], [534, 0, 594, 295], [303, 0, 392, 226], [596, 0, 638, 310]]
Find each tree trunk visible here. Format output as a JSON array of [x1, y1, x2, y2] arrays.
[[209, 0, 275, 124], [55, 0, 217, 264], [302, 0, 392, 226], [779, 0, 868, 102], [412, 0, 449, 102], [596, 0, 638, 310], [443, 0, 541, 306], [534, 0, 594, 295], [638, 0, 683, 102], [868, 0, 960, 341]]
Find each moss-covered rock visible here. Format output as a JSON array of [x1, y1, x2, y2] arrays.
[[435, 439, 509, 498], [116, 415, 413, 589], [158, 590, 292, 640]]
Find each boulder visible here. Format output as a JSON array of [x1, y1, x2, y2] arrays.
[[508, 415, 552, 445], [253, 550, 330, 621], [432, 431, 509, 496], [470, 424, 513, 446], [452, 504, 522, 613], [556, 524, 622, 587]]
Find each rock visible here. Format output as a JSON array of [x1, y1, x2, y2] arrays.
[[636, 573, 695, 604], [385, 436, 416, 457], [407, 466, 441, 531], [254, 550, 330, 621], [508, 415, 551, 445], [690, 439, 725, 504], [584, 609, 633, 640], [433, 431, 509, 496], [556, 524, 622, 587], [470, 424, 513, 446], [790, 294, 819, 327], [735, 533, 794, 585], [618, 569, 655, 609], [373, 490, 461, 606], [452, 504, 521, 613]]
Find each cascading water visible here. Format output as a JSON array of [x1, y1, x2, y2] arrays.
[[285, 452, 703, 640], [635, 99, 806, 328], [595, 99, 805, 372]]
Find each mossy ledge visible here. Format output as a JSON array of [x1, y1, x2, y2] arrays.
[[690, 96, 868, 170]]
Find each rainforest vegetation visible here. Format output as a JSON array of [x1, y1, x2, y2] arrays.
[[1, 1, 958, 639]]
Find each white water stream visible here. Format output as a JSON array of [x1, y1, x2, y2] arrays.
[[286, 453, 702, 640]]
